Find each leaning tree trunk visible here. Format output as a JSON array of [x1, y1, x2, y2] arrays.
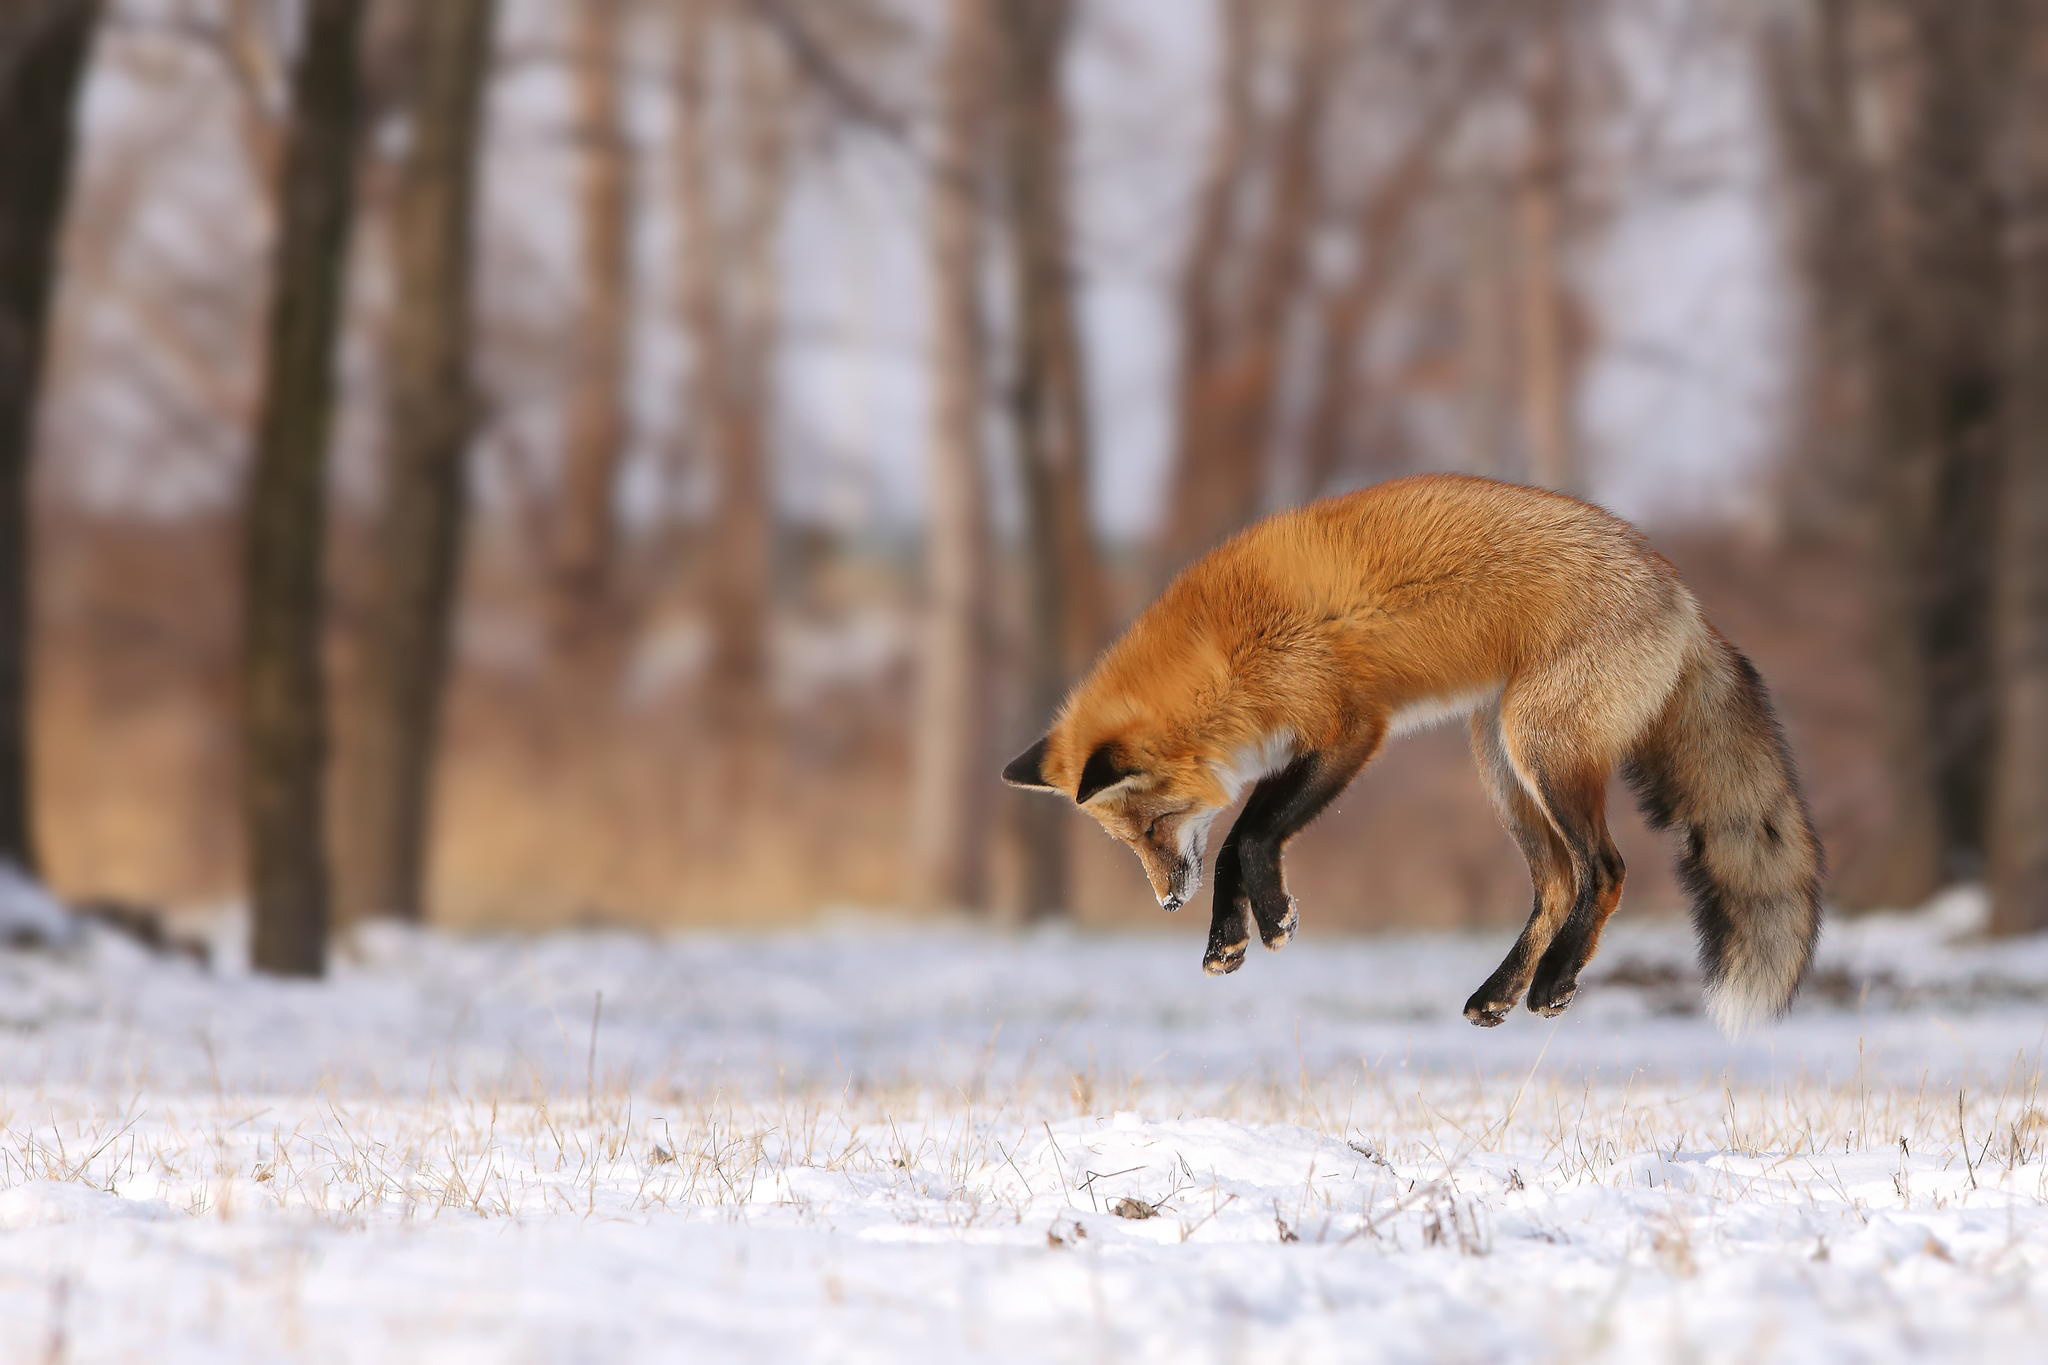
[[244, 0, 368, 977], [345, 0, 494, 923], [0, 0, 99, 878], [907, 0, 994, 913], [1990, 28, 2048, 936]]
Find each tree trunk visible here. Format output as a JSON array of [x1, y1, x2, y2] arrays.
[[551, 0, 631, 652], [1989, 28, 2048, 936], [1461, 184, 1516, 479], [706, 22, 783, 746], [344, 0, 494, 923], [1515, 0, 1577, 493], [1158, 0, 1335, 580], [907, 0, 993, 913], [676, 3, 785, 806], [0, 0, 98, 878], [1760, 0, 1944, 903], [1300, 107, 1454, 495], [996, 0, 1098, 920], [1761, 0, 2013, 904], [1869, 0, 2010, 891], [1163, 0, 1254, 551], [1757, 0, 1872, 535], [244, 0, 368, 977]]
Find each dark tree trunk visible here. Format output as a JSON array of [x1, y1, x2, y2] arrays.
[[996, 0, 1097, 920], [1990, 25, 2048, 935], [1761, 0, 2013, 904], [244, 0, 368, 977], [1870, 1, 2012, 888], [0, 0, 99, 877], [1758, 0, 1874, 536], [345, 0, 494, 923]]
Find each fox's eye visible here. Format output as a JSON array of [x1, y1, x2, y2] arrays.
[[1145, 817, 1164, 841]]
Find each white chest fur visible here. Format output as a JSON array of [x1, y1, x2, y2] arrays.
[[1386, 684, 1503, 739], [1209, 730, 1298, 803]]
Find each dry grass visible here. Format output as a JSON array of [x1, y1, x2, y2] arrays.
[[6, 1060, 2044, 1236]]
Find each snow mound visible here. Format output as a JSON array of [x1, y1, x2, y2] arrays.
[[0, 862, 78, 949]]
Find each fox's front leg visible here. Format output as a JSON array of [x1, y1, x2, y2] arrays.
[[1201, 844, 1252, 975], [1202, 729, 1383, 974]]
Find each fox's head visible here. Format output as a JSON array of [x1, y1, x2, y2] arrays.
[[1001, 730, 1235, 912]]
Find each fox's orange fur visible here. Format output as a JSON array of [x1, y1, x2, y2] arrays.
[[1004, 475, 1823, 1033]]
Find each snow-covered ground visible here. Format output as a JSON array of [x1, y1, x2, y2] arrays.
[[0, 894, 2044, 1362]]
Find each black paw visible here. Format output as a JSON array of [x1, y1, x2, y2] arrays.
[[1203, 938, 1247, 975], [1255, 895, 1297, 950], [1463, 991, 1513, 1027], [1526, 978, 1577, 1017]]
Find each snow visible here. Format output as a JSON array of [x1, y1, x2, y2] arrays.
[[0, 903, 2045, 1362], [0, 861, 79, 948]]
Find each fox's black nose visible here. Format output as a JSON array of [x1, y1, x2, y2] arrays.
[[1159, 894, 1184, 913]]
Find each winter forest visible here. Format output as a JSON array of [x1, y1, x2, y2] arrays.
[[0, 0, 2040, 956], [4, 1, 2048, 1360]]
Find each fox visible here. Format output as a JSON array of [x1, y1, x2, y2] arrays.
[[1002, 474, 1822, 1033]]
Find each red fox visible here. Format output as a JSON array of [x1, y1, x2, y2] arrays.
[[1003, 475, 1821, 1033]]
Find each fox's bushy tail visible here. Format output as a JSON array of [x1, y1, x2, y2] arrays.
[[1624, 630, 1823, 1034]]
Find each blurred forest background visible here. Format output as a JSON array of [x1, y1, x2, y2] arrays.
[[3, 0, 2048, 974]]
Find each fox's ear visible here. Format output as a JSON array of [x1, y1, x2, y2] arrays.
[[1002, 736, 1060, 791], [1075, 742, 1140, 805]]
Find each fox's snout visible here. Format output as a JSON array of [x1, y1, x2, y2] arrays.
[[1148, 853, 1201, 914]]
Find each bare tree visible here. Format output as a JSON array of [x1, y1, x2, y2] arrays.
[[1762, 0, 1939, 901], [244, 0, 369, 976], [712, 21, 786, 748], [1890, 5, 2008, 889], [0, 0, 99, 878], [1862, 1, 2012, 894], [343, 0, 495, 923], [675, 3, 788, 791], [551, 0, 632, 652], [995, 0, 1099, 919], [907, 0, 994, 912], [1514, 0, 1582, 493], [1990, 22, 2048, 935], [1762, 0, 2017, 903], [1298, 97, 1461, 495], [1759, 0, 1872, 533], [1158, 1, 1339, 580]]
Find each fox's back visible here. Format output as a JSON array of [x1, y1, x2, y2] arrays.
[[1079, 477, 1697, 747], [1187, 473, 1677, 638]]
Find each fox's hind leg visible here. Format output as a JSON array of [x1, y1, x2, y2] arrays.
[[1496, 710, 1628, 1018], [1463, 706, 1578, 1026]]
